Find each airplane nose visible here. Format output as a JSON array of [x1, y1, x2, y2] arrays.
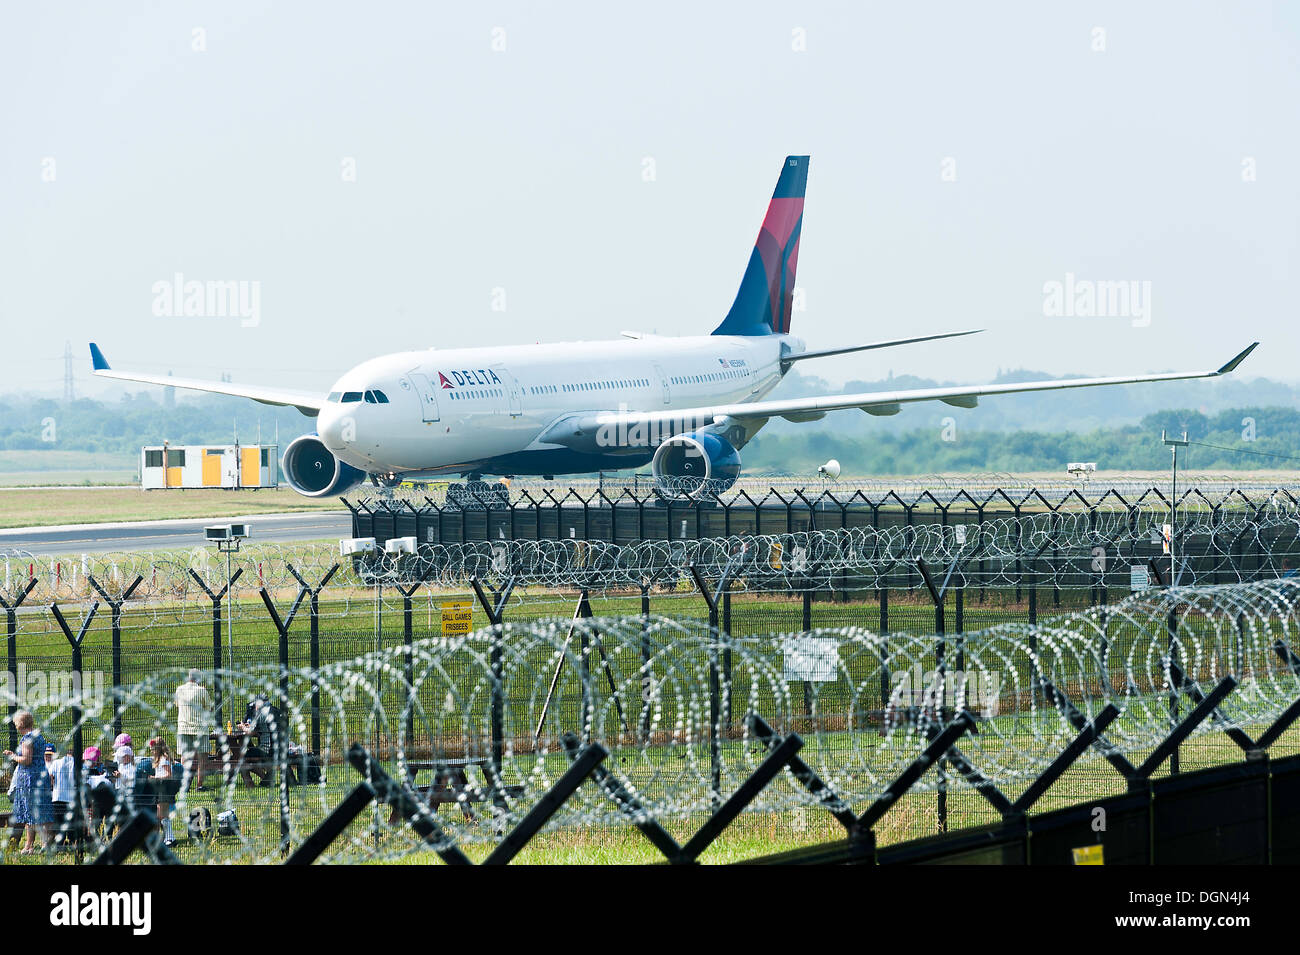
[[319, 407, 346, 451]]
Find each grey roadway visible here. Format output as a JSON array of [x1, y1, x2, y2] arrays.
[[0, 511, 353, 554]]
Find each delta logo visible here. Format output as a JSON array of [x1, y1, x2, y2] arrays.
[[438, 369, 503, 389]]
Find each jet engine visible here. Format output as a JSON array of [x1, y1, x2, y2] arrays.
[[282, 434, 367, 498], [650, 431, 742, 499]]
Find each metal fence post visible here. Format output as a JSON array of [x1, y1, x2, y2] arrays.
[[1168, 604, 1182, 775], [471, 576, 515, 797], [189, 568, 242, 730], [50, 600, 98, 831], [1, 579, 37, 750], [284, 563, 338, 755], [87, 574, 143, 740], [639, 580, 652, 739], [801, 585, 813, 716], [689, 564, 724, 807], [257, 585, 309, 857]]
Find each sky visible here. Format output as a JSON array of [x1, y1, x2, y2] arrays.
[[2, 1, 1298, 399]]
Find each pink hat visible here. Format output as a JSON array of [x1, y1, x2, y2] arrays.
[[82, 746, 101, 763], [113, 733, 131, 749]]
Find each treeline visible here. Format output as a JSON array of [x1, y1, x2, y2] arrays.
[[762, 368, 1300, 436], [0, 393, 312, 453], [743, 407, 1300, 474], [1, 391, 1296, 475]]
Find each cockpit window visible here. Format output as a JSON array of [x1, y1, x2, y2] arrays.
[[327, 391, 342, 402], [364, 391, 376, 403], [341, 391, 363, 403], [373, 390, 389, 403]]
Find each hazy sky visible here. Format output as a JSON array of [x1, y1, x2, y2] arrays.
[[3, 2, 1297, 398]]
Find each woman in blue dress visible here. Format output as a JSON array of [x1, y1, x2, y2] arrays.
[[4, 710, 53, 854]]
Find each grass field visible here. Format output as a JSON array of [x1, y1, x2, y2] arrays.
[[0, 450, 137, 486], [0, 486, 344, 528], [4, 716, 1290, 866], [5, 578, 1292, 864]]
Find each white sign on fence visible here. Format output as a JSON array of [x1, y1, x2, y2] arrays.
[[1130, 564, 1149, 592], [782, 636, 840, 682]]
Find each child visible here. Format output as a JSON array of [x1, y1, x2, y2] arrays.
[[43, 744, 77, 846], [81, 746, 112, 836], [148, 738, 177, 846], [113, 745, 136, 796]]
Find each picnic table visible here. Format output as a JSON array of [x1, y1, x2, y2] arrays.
[[391, 757, 525, 822], [199, 730, 261, 782]]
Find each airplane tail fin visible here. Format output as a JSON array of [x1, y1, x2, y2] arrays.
[[712, 155, 808, 337]]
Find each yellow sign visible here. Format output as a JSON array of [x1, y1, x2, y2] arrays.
[[1071, 844, 1104, 865], [441, 600, 473, 637]]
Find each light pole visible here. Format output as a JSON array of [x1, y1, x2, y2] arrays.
[[206, 523, 251, 667], [1161, 431, 1189, 586]]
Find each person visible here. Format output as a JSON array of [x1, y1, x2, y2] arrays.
[[3, 710, 53, 854], [174, 669, 213, 791], [113, 732, 132, 751], [236, 695, 281, 787], [80, 746, 113, 837], [147, 738, 178, 847], [44, 744, 78, 847], [113, 745, 136, 796]]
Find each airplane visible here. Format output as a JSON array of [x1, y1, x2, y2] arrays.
[[89, 155, 1259, 500]]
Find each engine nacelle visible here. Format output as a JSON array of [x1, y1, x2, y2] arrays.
[[282, 434, 367, 498], [651, 431, 741, 499]]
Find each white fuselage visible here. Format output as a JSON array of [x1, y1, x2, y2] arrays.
[[315, 334, 801, 477]]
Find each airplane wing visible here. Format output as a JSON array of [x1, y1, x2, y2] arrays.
[[88, 343, 325, 416], [780, 328, 983, 371], [538, 343, 1260, 449]]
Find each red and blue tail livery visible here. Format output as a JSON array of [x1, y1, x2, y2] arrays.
[[713, 155, 808, 337]]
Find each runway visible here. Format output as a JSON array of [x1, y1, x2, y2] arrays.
[[0, 511, 352, 554]]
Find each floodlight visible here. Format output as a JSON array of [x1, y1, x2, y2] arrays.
[[384, 536, 417, 555], [340, 537, 377, 556], [817, 459, 841, 480]]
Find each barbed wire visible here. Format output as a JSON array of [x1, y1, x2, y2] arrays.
[[363, 474, 1300, 508], [3, 499, 1299, 626], [16, 577, 1300, 863]]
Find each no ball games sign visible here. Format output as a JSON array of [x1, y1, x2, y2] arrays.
[[782, 636, 840, 683], [441, 600, 473, 637]]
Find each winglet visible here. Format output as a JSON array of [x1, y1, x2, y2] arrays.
[[1216, 342, 1259, 375], [89, 343, 109, 371]]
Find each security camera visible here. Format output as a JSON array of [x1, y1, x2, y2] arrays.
[[817, 459, 841, 480]]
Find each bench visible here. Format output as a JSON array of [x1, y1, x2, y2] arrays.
[[390, 758, 526, 823]]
